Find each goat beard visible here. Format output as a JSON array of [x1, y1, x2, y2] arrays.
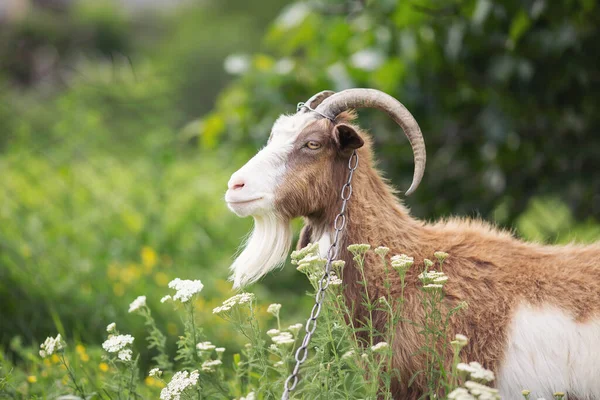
[[230, 213, 292, 288]]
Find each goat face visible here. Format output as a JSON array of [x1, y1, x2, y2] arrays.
[[225, 114, 364, 219], [225, 111, 364, 288]]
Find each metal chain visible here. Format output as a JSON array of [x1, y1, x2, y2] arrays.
[[282, 150, 359, 400]]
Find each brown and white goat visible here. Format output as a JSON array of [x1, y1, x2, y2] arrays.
[[224, 88, 600, 399]]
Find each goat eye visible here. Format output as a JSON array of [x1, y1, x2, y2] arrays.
[[306, 141, 321, 150]]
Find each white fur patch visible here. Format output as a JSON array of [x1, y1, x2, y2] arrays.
[[230, 214, 292, 288], [316, 231, 331, 258], [497, 304, 600, 399], [227, 113, 318, 287]]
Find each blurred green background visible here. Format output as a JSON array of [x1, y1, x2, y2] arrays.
[[1, 0, 599, 380]]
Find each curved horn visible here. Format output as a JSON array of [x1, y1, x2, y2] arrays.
[[298, 90, 336, 113], [315, 88, 426, 196]]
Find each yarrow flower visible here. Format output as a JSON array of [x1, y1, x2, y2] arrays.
[[118, 349, 132, 361], [267, 303, 281, 317], [391, 254, 414, 273], [160, 295, 172, 303], [423, 284, 444, 292], [39, 334, 65, 358], [457, 362, 495, 382], [463, 380, 500, 398], [196, 341, 216, 352], [271, 331, 295, 346], [371, 342, 389, 353], [448, 387, 476, 400], [160, 370, 199, 400], [347, 243, 371, 256], [342, 350, 355, 359], [434, 251, 449, 263], [239, 392, 256, 400], [128, 295, 146, 313], [215, 347, 225, 354], [287, 323, 303, 334], [296, 254, 326, 275], [455, 334, 469, 347], [168, 278, 204, 303], [266, 329, 280, 337], [331, 260, 346, 271], [329, 271, 343, 286], [424, 258, 434, 268], [374, 246, 390, 256], [149, 368, 162, 377], [201, 359, 222, 372], [106, 322, 116, 333], [213, 292, 255, 314], [418, 270, 447, 285], [290, 242, 319, 263], [102, 334, 134, 353]]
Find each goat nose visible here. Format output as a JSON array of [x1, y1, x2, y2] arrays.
[[228, 177, 246, 191]]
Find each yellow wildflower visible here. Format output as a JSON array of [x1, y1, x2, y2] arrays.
[[141, 246, 158, 270], [27, 375, 37, 383], [99, 362, 109, 372]]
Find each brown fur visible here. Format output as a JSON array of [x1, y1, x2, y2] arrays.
[[274, 117, 600, 399]]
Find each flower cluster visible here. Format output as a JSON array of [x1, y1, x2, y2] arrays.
[[329, 271, 343, 286], [201, 359, 222, 372], [196, 341, 216, 352], [106, 322, 116, 333], [391, 254, 414, 273], [295, 254, 326, 276], [374, 246, 390, 256], [434, 251, 449, 263], [168, 278, 204, 303], [287, 323, 303, 334], [212, 292, 255, 314], [160, 370, 199, 400], [456, 362, 495, 382], [267, 303, 281, 317], [418, 270, 448, 291], [149, 368, 162, 377], [371, 342, 389, 353], [128, 295, 147, 313], [102, 334, 135, 361], [448, 381, 501, 400], [347, 243, 371, 256], [290, 243, 319, 263], [238, 392, 256, 400], [39, 334, 65, 358], [271, 331, 295, 346]]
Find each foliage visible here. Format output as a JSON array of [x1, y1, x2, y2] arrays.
[[205, 0, 600, 223], [0, 245, 505, 399]]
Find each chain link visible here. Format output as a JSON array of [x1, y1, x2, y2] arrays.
[[282, 150, 359, 399]]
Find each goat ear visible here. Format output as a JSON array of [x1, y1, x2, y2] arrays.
[[334, 124, 364, 152]]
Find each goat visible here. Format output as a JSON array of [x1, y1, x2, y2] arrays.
[[224, 88, 600, 399]]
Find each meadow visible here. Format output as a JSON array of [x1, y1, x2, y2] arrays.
[[1, 0, 599, 398]]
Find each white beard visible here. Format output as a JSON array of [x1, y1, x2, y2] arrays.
[[230, 214, 292, 288]]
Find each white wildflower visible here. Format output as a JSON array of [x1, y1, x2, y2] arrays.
[[424, 258, 434, 268], [118, 349, 132, 362], [149, 368, 162, 377], [267, 329, 280, 337], [276, 2, 310, 29], [168, 278, 204, 303], [215, 347, 225, 354], [196, 341, 215, 352], [457, 362, 495, 382], [102, 334, 134, 353], [374, 246, 390, 256], [267, 303, 281, 316], [213, 292, 255, 314], [160, 370, 199, 400], [290, 243, 319, 263], [342, 350, 355, 359], [106, 322, 116, 333], [128, 295, 146, 313], [39, 334, 64, 358], [269, 344, 279, 351], [464, 380, 500, 398], [347, 243, 371, 255], [271, 332, 295, 346], [274, 361, 284, 367], [391, 254, 414, 272], [201, 359, 222, 372], [423, 284, 444, 292], [455, 334, 469, 346], [434, 251, 449, 262], [287, 323, 303, 335], [239, 391, 256, 400], [371, 342, 389, 353], [418, 270, 447, 285], [448, 387, 475, 400], [160, 295, 172, 303], [329, 272, 343, 286]]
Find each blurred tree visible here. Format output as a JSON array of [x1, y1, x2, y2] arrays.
[[206, 0, 600, 226]]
